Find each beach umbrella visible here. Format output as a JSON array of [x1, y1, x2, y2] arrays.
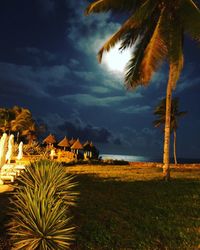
[[6, 134, 14, 164], [0, 133, 8, 168], [43, 134, 57, 146], [58, 136, 70, 151], [71, 139, 83, 154], [17, 141, 23, 160]]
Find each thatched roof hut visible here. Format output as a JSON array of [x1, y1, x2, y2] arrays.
[[71, 139, 83, 150], [58, 136, 70, 150], [83, 141, 92, 151], [43, 134, 56, 145], [69, 138, 76, 146]]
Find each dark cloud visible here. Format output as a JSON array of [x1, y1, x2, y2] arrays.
[[16, 47, 57, 66], [57, 121, 112, 144], [0, 0, 199, 159], [0, 62, 71, 98]]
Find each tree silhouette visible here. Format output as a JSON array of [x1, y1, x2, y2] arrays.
[[154, 97, 187, 164]]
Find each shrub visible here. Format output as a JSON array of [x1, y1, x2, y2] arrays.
[[8, 160, 78, 250], [22, 141, 46, 156]]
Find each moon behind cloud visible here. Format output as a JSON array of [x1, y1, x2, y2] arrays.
[[102, 43, 132, 73]]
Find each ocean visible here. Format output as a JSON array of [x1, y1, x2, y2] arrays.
[[100, 154, 149, 162], [100, 154, 200, 163]]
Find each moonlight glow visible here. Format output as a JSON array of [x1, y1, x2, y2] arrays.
[[102, 43, 132, 73]]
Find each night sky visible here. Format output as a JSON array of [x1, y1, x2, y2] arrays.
[[0, 0, 200, 159]]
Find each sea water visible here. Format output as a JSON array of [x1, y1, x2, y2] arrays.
[[100, 154, 149, 162], [100, 154, 200, 163]]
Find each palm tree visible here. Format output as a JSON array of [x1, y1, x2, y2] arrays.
[[0, 108, 15, 134], [11, 107, 37, 143], [85, 0, 200, 180], [154, 97, 187, 164]]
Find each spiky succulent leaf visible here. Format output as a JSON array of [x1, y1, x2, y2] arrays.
[[9, 160, 78, 250], [15, 160, 78, 206]]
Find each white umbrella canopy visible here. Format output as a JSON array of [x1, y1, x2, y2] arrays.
[[0, 133, 8, 168], [17, 141, 23, 160], [6, 134, 14, 164]]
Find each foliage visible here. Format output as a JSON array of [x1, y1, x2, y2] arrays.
[[153, 97, 187, 164], [0, 107, 15, 133], [0, 105, 46, 143], [22, 141, 46, 156], [8, 160, 78, 250], [85, 0, 200, 89], [85, 0, 200, 179], [17, 160, 78, 206], [153, 97, 187, 132]]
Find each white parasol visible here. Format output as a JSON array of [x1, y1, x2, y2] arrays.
[[17, 141, 23, 160], [0, 133, 8, 168], [6, 134, 14, 164]]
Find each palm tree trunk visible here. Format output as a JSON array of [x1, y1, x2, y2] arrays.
[[173, 130, 177, 164], [163, 81, 172, 181]]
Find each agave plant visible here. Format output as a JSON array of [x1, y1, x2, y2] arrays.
[[8, 160, 78, 250], [17, 160, 78, 206]]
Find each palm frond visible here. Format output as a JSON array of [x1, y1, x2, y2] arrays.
[[125, 13, 160, 88], [120, 28, 139, 51], [97, 0, 158, 62], [153, 119, 165, 128], [85, 0, 139, 15], [97, 25, 135, 63], [169, 44, 184, 89], [153, 97, 187, 131], [181, 0, 200, 41], [162, 13, 184, 89], [140, 8, 167, 84]]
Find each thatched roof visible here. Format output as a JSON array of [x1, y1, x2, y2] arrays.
[[58, 136, 70, 148], [83, 141, 92, 151], [43, 134, 56, 144], [69, 138, 76, 146], [71, 139, 83, 150]]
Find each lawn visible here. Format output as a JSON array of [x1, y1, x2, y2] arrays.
[[0, 163, 200, 250], [67, 164, 200, 250]]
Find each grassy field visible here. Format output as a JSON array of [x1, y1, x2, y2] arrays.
[[0, 163, 200, 249], [66, 164, 200, 250]]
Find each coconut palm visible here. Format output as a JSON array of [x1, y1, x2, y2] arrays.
[[154, 97, 187, 164], [0, 108, 15, 134], [11, 107, 37, 143], [85, 0, 200, 180]]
